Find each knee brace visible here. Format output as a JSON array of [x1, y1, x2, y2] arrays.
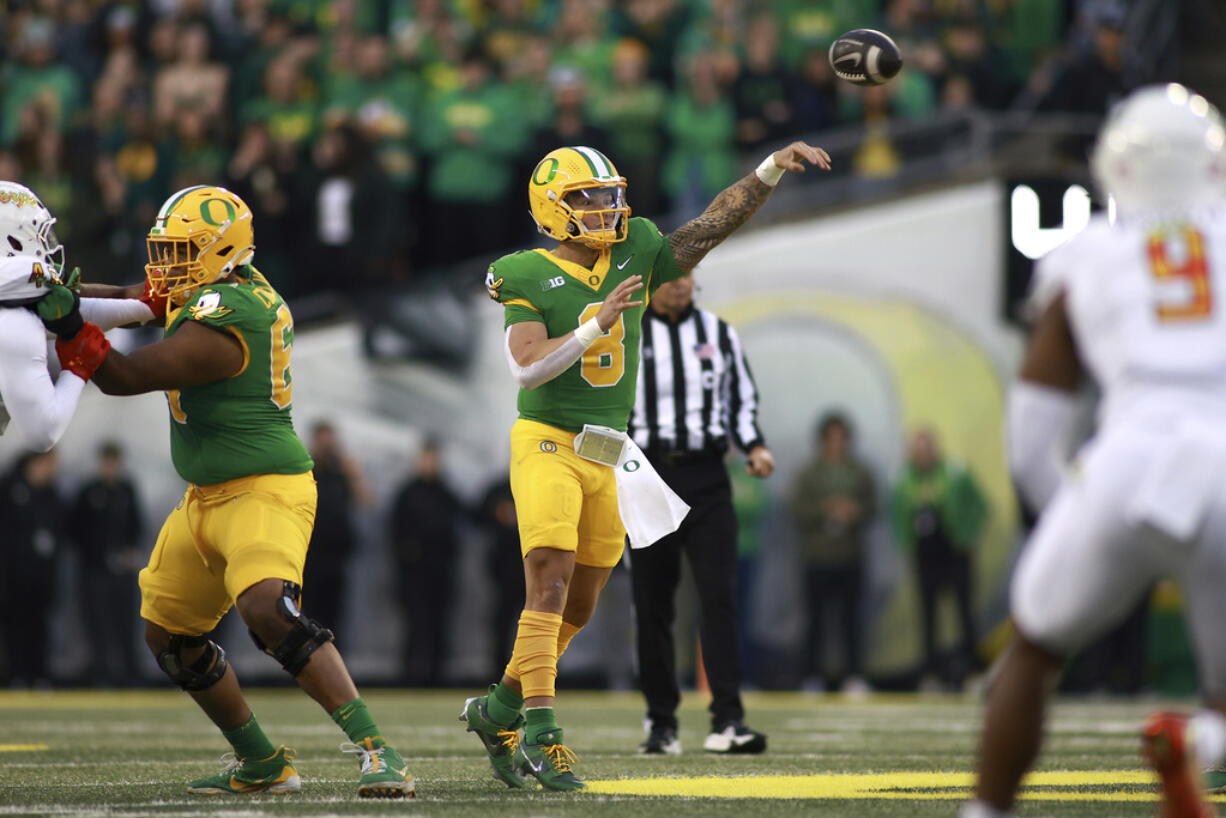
[[156, 634, 228, 692], [249, 581, 334, 677]]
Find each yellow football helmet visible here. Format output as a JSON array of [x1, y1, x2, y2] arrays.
[[146, 185, 255, 305], [528, 146, 630, 247]]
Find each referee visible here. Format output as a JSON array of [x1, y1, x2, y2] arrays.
[[627, 272, 774, 755]]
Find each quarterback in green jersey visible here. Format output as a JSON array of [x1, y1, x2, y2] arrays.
[[462, 142, 830, 790], [48, 186, 413, 799]]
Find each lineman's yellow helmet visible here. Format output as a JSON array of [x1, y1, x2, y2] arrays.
[[528, 146, 630, 247], [146, 185, 255, 305]]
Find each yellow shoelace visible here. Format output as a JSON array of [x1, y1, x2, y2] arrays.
[[497, 729, 520, 755], [543, 744, 578, 773]]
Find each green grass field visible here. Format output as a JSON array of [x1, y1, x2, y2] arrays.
[[0, 688, 1210, 817]]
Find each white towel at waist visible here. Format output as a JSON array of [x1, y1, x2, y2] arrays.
[[615, 437, 690, 549]]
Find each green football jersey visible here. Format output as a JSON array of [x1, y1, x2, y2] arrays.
[[486, 217, 686, 432], [164, 267, 314, 485]]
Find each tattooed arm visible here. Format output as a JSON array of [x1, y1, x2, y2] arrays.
[[668, 141, 831, 272]]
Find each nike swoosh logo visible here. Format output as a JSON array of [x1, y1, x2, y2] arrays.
[[617, 255, 635, 270], [729, 733, 756, 746]]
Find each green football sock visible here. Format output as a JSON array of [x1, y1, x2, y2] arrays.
[[331, 697, 383, 746], [222, 715, 277, 761], [524, 707, 559, 744], [487, 681, 524, 727]]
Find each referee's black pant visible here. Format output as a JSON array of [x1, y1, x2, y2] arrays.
[[629, 454, 744, 731]]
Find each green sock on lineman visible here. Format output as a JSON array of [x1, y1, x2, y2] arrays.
[[524, 706, 560, 744], [487, 681, 524, 727], [331, 697, 384, 746], [222, 715, 278, 761]]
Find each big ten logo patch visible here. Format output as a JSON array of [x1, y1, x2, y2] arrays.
[[541, 275, 565, 292]]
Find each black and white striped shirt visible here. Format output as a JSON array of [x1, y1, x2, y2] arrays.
[[628, 303, 765, 457]]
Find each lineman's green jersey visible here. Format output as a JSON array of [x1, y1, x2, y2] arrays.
[[164, 267, 313, 485], [486, 217, 686, 432]]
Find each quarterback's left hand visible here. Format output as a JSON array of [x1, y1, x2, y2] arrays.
[[770, 142, 831, 173], [746, 446, 775, 478], [36, 267, 84, 339]]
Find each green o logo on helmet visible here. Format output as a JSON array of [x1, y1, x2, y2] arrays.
[[199, 198, 237, 227], [532, 158, 560, 186]]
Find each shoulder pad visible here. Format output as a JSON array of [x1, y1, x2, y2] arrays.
[[0, 256, 53, 305]]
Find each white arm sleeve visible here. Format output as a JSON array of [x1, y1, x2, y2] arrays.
[[79, 297, 155, 331], [1006, 378, 1079, 511], [0, 307, 86, 451], [504, 326, 590, 390]]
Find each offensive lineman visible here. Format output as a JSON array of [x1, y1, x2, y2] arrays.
[[0, 181, 156, 449], [962, 84, 1226, 818], [45, 185, 413, 798], [461, 141, 829, 790]]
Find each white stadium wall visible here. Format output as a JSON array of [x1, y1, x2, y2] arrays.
[[1, 180, 1029, 681]]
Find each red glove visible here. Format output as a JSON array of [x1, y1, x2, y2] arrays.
[[140, 274, 169, 322], [56, 321, 112, 381]]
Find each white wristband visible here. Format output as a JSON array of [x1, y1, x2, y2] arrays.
[[574, 317, 603, 347], [755, 154, 785, 187]]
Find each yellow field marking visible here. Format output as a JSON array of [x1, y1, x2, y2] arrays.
[[0, 744, 50, 751], [588, 770, 1213, 802], [0, 691, 185, 710]]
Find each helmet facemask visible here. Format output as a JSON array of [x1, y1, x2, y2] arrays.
[[555, 182, 629, 248]]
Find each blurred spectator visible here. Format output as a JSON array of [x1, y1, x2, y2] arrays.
[[303, 422, 372, 636], [664, 50, 737, 219], [941, 16, 1018, 110], [774, 0, 877, 69], [528, 67, 610, 183], [728, 453, 771, 689], [70, 442, 144, 688], [553, 0, 617, 93], [391, 439, 464, 687], [58, 0, 103, 85], [164, 107, 227, 190], [476, 0, 548, 71], [610, 0, 691, 87], [0, 451, 66, 688], [789, 412, 876, 693], [503, 33, 556, 136], [594, 38, 667, 219], [241, 55, 319, 152], [101, 95, 174, 262], [224, 122, 298, 292], [2, 18, 82, 148], [732, 14, 795, 155], [297, 121, 408, 298], [478, 477, 525, 678], [419, 46, 527, 265], [390, 0, 467, 93], [231, 5, 298, 115], [791, 48, 840, 135], [1041, 0, 1138, 159], [890, 428, 988, 690], [325, 34, 420, 192], [153, 22, 229, 130]]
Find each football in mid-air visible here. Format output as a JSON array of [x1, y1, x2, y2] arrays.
[[828, 29, 903, 86]]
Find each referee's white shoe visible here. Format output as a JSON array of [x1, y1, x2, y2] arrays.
[[704, 721, 767, 754]]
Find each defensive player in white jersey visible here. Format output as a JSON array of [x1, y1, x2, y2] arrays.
[[0, 182, 160, 450], [962, 84, 1226, 818]]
